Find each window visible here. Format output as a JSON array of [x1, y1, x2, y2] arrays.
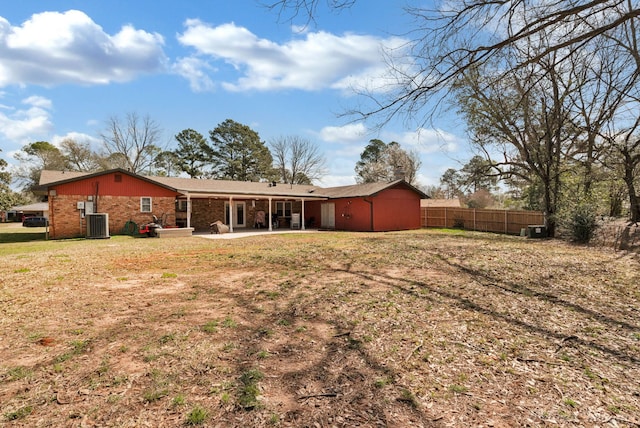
[[276, 201, 292, 217], [141, 197, 152, 212], [176, 200, 188, 212]]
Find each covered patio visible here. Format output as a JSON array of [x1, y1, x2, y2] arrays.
[[150, 176, 329, 233]]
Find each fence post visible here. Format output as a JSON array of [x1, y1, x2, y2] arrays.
[[444, 208, 447, 228], [473, 209, 476, 231], [504, 210, 507, 234]]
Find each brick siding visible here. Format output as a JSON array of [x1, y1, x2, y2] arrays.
[[49, 194, 175, 239]]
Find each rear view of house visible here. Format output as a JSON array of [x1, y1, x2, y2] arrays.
[[39, 169, 427, 239]]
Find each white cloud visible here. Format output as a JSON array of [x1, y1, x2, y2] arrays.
[[176, 20, 408, 93], [317, 174, 357, 187], [51, 132, 100, 149], [172, 57, 216, 92], [319, 123, 367, 143], [0, 96, 53, 141], [381, 128, 460, 154], [23, 95, 52, 109], [0, 10, 167, 87]]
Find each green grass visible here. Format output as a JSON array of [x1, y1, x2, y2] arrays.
[[6, 366, 32, 381], [4, 405, 33, 421], [202, 321, 218, 333], [238, 369, 264, 409], [0, 227, 48, 244], [185, 405, 208, 425]]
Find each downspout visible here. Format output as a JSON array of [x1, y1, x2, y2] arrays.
[[301, 198, 305, 230], [364, 198, 374, 231]]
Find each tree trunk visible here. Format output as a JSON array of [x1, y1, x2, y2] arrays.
[[622, 151, 640, 223]]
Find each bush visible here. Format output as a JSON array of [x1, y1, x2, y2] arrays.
[[565, 203, 598, 243]]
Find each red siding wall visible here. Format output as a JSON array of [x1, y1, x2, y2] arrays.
[[306, 186, 422, 232], [372, 188, 422, 231], [333, 198, 373, 231], [53, 172, 178, 197]]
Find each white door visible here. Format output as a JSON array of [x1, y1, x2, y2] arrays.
[[320, 203, 335, 229], [225, 202, 246, 227]]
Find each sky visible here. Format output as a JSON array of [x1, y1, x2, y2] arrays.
[[0, 0, 473, 189]]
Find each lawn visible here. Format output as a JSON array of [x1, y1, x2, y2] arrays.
[[1, 227, 639, 427]]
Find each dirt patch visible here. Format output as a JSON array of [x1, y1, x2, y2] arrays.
[[0, 230, 639, 427]]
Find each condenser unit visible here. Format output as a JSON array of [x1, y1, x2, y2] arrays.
[[86, 213, 110, 239]]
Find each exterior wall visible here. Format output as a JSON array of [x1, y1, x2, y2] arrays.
[[333, 198, 373, 231], [52, 171, 177, 197], [188, 198, 316, 231], [372, 188, 422, 231], [48, 172, 180, 239], [49, 194, 176, 239], [305, 187, 422, 232], [191, 198, 226, 232]]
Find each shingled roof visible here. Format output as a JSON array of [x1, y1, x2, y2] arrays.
[[39, 169, 427, 200]]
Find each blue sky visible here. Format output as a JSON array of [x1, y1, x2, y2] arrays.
[[0, 0, 471, 188]]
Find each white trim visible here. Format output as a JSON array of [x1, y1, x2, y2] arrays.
[[140, 197, 152, 212]]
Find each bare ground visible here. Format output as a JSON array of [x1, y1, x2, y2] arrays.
[[0, 229, 639, 427]]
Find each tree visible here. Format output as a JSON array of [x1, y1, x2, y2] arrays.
[[270, 135, 327, 184], [59, 138, 104, 172], [100, 112, 163, 173], [153, 151, 181, 177], [440, 168, 462, 199], [173, 129, 212, 178], [603, 123, 640, 223], [208, 119, 274, 181], [354, 139, 388, 183], [355, 139, 421, 185], [454, 43, 577, 237], [458, 155, 498, 194], [0, 150, 25, 214], [384, 142, 421, 185], [14, 141, 67, 192], [268, 1, 640, 131]]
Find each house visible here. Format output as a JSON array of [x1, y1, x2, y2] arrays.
[[3, 202, 49, 222], [38, 169, 427, 239]]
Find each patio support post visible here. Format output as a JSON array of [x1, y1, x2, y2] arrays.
[[301, 198, 305, 230], [229, 196, 234, 233], [268, 197, 273, 231], [186, 194, 191, 229]]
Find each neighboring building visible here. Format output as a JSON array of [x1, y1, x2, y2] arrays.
[[420, 198, 462, 208], [3, 202, 49, 222], [38, 169, 427, 239]]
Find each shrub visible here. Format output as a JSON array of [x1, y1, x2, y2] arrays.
[[565, 203, 598, 243]]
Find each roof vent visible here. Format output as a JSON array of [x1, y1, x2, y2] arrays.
[[271, 181, 277, 187]]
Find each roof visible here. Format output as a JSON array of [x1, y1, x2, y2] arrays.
[[321, 180, 428, 199], [9, 202, 49, 212], [39, 169, 427, 200], [420, 198, 462, 208], [149, 175, 325, 199]]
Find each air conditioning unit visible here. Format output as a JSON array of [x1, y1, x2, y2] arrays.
[[86, 213, 110, 239]]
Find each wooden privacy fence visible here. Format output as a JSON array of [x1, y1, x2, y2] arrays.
[[422, 207, 545, 235]]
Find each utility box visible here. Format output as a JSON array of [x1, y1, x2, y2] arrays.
[[527, 225, 547, 238], [86, 213, 110, 239], [291, 213, 301, 230]]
